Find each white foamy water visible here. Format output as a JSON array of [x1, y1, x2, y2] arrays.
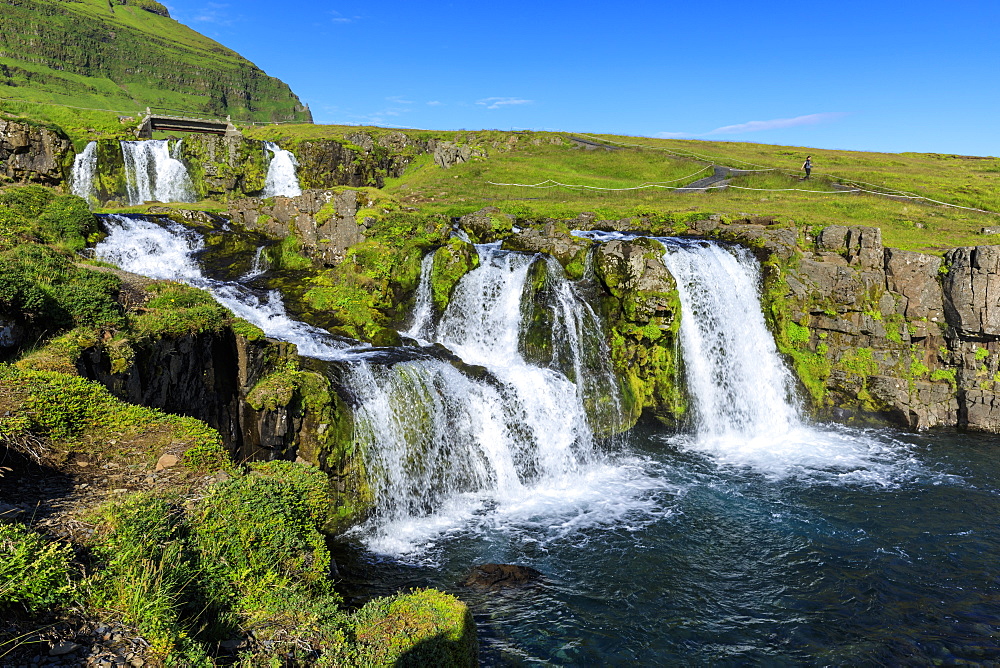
[[403, 250, 436, 341], [262, 141, 302, 197], [240, 246, 270, 281], [94, 215, 361, 360], [349, 244, 661, 554], [574, 230, 922, 484], [70, 141, 98, 203], [121, 140, 196, 205]]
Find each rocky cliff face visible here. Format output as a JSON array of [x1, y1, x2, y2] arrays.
[[709, 221, 1000, 431], [74, 326, 369, 528], [293, 131, 426, 190], [226, 189, 369, 266], [0, 119, 72, 186]]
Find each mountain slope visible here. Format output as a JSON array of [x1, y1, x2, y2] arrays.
[[0, 0, 310, 126]]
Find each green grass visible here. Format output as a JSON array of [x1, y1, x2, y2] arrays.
[[0, 0, 309, 145], [350, 128, 1000, 253]]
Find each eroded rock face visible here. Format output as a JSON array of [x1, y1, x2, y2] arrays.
[[295, 133, 424, 189], [431, 140, 484, 169], [943, 246, 1000, 338], [503, 221, 591, 278], [227, 189, 367, 265], [0, 119, 72, 185], [885, 248, 944, 338], [733, 218, 1000, 432]]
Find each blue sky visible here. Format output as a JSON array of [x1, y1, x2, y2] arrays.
[[163, 0, 1000, 156]]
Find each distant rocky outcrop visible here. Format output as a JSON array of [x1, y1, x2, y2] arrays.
[[0, 119, 72, 185], [226, 189, 368, 265]]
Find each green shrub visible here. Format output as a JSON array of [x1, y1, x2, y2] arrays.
[[0, 523, 74, 612], [340, 589, 477, 667], [0, 244, 123, 331], [87, 494, 206, 659], [0, 185, 97, 251]]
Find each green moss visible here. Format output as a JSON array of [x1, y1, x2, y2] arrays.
[[930, 367, 957, 389], [0, 364, 225, 466], [130, 282, 229, 340], [0, 523, 74, 613], [266, 235, 314, 271], [431, 238, 480, 314], [841, 347, 880, 378], [343, 589, 477, 668], [230, 318, 266, 342], [787, 321, 811, 345]]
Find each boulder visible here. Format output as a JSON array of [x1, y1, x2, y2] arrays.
[[0, 119, 72, 185], [461, 564, 543, 589], [503, 222, 592, 278]]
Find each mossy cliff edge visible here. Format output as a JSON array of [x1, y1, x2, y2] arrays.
[[0, 186, 475, 666]]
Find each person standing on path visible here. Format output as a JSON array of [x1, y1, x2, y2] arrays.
[[802, 155, 812, 179]]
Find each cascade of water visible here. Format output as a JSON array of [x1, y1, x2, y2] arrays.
[[120, 140, 196, 205], [241, 246, 270, 281], [70, 141, 98, 202], [94, 215, 358, 360], [657, 238, 800, 439], [348, 244, 637, 550], [94, 216, 651, 553], [403, 250, 436, 341], [262, 142, 302, 197]]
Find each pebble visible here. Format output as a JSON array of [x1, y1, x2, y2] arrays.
[[49, 641, 80, 656]]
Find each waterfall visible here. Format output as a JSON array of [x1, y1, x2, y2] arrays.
[[94, 215, 359, 361], [70, 141, 98, 202], [262, 142, 302, 197], [93, 216, 655, 554], [121, 140, 196, 205], [404, 250, 436, 341], [241, 246, 270, 281], [344, 245, 637, 552], [657, 238, 800, 439]]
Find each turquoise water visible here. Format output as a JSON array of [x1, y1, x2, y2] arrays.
[[334, 425, 1000, 665]]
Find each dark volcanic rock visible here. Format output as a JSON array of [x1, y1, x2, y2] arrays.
[[462, 564, 543, 589]]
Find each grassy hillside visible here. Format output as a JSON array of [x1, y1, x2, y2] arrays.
[[0, 0, 311, 142], [247, 124, 999, 255]]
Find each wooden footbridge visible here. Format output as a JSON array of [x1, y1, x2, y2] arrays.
[[136, 108, 240, 138]]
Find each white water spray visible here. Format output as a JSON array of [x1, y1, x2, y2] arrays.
[[121, 140, 196, 205], [573, 230, 918, 483], [404, 250, 436, 341], [70, 141, 98, 203], [262, 142, 302, 197], [94, 215, 359, 360]]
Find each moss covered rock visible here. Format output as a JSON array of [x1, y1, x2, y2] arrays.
[[594, 237, 685, 427], [431, 237, 480, 314], [502, 220, 593, 279], [346, 589, 477, 667]]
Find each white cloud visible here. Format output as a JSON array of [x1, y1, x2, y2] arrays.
[[426, 101, 443, 106], [330, 10, 354, 23], [386, 96, 414, 105], [476, 97, 533, 110], [707, 112, 848, 135], [655, 131, 692, 139]]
